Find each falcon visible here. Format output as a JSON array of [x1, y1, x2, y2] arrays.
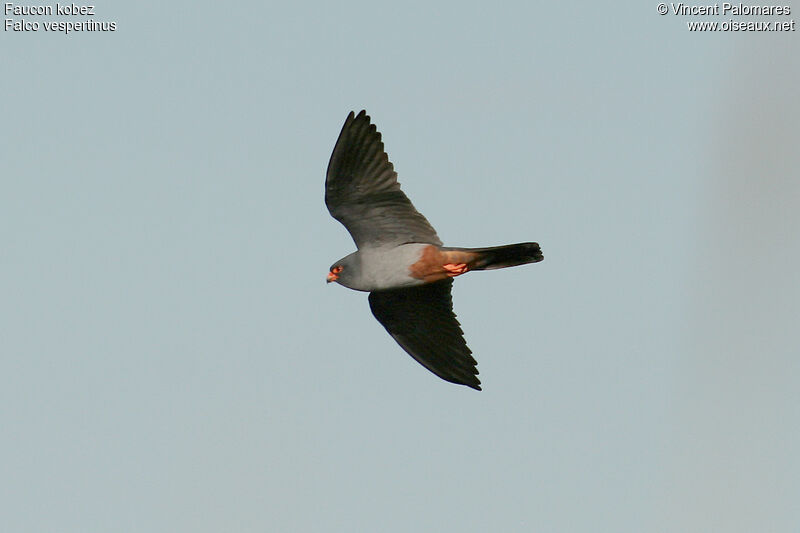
[[325, 110, 543, 390]]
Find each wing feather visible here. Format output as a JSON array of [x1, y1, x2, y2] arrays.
[[368, 279, 481, 390], [325, 111, 442, 248]]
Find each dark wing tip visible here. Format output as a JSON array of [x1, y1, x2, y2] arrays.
[[433, 358, 481, 390], [457, 377, 482, 391], [347, 109, 368, 127]]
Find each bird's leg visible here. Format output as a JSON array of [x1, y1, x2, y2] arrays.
[[443, 263, 469, 277]]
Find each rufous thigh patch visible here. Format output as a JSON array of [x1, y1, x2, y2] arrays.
[[409, 246, 476, 283], [408, 245, 444, 282]]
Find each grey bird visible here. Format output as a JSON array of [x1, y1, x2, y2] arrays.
[[326, 110, 543, 390]]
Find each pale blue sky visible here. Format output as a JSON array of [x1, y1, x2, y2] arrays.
[[2, 2, 798, 532]]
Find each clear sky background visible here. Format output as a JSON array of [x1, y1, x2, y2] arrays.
[[2, 2, 798, 532]]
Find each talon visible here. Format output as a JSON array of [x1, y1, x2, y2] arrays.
[[443, 263, 468, 277]]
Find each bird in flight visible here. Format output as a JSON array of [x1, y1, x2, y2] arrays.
[[325, 110, 543, 390]]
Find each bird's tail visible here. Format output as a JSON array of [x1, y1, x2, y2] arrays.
[[445, 242, 543, 271]]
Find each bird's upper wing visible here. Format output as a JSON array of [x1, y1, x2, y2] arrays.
[[368, 279, 480, 390], [326, 110, 442, 249]]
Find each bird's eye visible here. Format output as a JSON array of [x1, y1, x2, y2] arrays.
[[332, 266, 343, 274]]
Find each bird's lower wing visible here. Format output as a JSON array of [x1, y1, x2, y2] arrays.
[[368, 279, 480, 390]]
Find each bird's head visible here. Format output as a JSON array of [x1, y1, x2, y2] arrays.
[[326, 265, 343, 283], [326, 252, 361, 288]]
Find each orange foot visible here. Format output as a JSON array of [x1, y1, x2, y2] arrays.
[[443, 263, 469, 277]]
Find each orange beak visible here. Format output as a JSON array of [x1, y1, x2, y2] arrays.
[[327, 271, 338, 283]]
